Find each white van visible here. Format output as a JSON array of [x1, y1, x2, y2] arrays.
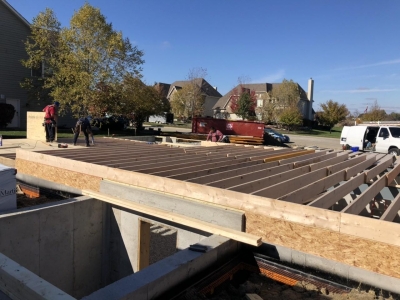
[[340, 125, 400, 155]]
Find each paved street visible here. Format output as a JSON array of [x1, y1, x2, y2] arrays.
[[285, 134, 341, 150]]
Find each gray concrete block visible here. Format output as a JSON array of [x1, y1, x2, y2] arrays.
[[39, 202, 74, 294], [0, 252, 75, 300], [73, 199, 104, 299], [0, 211, 40, 274], [348, 265, 400, 295], [305, 253, 349, 278], [83, 235, 236, 300], [291, 249, 305, 267]]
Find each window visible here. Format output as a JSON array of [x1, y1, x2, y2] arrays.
[[389, 127, 400, 138], [379, 128, 389, 137], [257, 99, 263, 107]]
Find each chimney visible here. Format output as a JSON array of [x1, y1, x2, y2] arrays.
[[213, 86, 217, 91], [307, 78, 314, 120]]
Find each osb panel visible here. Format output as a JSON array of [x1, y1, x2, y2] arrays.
[[16, 159, 101, 191], [246, 212, 400, 279]]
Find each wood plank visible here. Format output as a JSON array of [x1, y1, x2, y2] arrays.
[[207, 163, 294, 189], [341, 175, 387, 215], [279, 170, 347, 204], [252, 168, 327, 198], [344, 154, 377, 180], [292, 150, 331, 168], [229, 165, 310, 194], [365, 155, 395, 182], [308, 173, 365, 209], [254, 150, 314, 163], [138, 220, 151, 271], [327, 154, 366, 174], [309, 152, 349, 171], [380, 193, 400, 221], [387, 158, 400, 185], [82, 190, 262, 246]]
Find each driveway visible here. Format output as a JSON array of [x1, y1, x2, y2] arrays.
[[285, 134, 341, 150]]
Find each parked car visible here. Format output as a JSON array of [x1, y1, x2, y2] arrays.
[[264, 128, 290, 143]]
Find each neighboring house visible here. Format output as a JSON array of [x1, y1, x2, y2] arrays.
[[0, 0, 32, 128], [213, 78, 315, 121], [167, 78, 222, 118], [148, 82, 172, 123]]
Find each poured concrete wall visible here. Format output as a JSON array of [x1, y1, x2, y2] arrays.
[[0, 197, 104, 299]]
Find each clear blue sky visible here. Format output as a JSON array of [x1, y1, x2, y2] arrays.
[[8, 0, 400, 114]]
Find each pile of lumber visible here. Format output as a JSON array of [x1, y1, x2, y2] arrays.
[[229, 136, 264, 145]]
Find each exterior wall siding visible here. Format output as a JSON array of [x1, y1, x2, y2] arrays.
[[0, 1, 31, 129]]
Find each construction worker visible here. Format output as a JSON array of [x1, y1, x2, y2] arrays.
[[43, 101, 59, 143], [206, 126, 223, 142], [73, 117, 92, 147]]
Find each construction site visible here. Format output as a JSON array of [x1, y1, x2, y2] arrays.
[[1, 115, 400, 300]]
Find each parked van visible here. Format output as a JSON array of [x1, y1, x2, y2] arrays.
[[340, 125, 400, 155]]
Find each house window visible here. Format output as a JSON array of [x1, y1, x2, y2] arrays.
[[257, 99, 263, 107]]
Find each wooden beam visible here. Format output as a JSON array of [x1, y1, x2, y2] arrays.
[[381, 193, 400, 221], [253, 168, 327, 198], [292, 151, 331, 168], [260, 150, 315, 163], [342, 175, 387, 215], [138, 220, 151, 271], [365, 155, 395, 182], [327, 154, 366, 174], [344, 154, 377, 180], [308, 173, 365, 209], [229, 165, 311, 194], [387, 158, 400, 185], [82, 190, 262, 247], [309, 152, 349, 171], [207, 163, 294, 189]]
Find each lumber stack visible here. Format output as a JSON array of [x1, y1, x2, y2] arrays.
[[229, 136, 264, 145]]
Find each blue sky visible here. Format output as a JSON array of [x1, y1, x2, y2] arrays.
[[8, 0, 400, 113]]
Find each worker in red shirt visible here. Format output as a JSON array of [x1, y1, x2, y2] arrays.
[[206, 126, 223, 142], [42, 101, 59, 142]]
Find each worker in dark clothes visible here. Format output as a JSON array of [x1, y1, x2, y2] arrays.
[[73, 117, 91, 147]]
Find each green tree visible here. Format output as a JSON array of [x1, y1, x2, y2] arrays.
[[268, 79, 301, 109], [279, 106, 303, 130], [229, 85, 256, 120], [318, 100, 349, 133], [121, 76, 167, 130], [170, 68, 207, 119], [22, 4, 144, 117], [361, 100, 386, 122]]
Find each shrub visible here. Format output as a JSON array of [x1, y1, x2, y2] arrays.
[[0, 103, 15, 128]]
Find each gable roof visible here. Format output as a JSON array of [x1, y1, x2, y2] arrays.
[[213, 82, 309, 110], [154, 82, 171, 98], [1, 0, 30, 28], [167, 78, 222, 98]]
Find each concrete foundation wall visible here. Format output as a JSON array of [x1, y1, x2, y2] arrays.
[[83, 235, 240, 300], [0, 197, 104, 299]]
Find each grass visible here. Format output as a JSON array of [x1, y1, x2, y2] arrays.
[[276, 126, 342, 139]]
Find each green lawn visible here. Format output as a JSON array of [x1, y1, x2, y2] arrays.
[[276, 126, 342, 139]]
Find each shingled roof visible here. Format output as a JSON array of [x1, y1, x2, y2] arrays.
[[167, 78, 222, 98], [213, 82, 308, 110]]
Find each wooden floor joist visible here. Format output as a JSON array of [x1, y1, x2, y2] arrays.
[[82, 190, 263, 247]]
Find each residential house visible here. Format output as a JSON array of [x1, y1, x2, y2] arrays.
[[0, 0, 32, 128], [167, 78, 222, 118], [213, 78, 315, 122]]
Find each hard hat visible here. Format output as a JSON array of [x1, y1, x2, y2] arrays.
[[54, 101, 60, 107]]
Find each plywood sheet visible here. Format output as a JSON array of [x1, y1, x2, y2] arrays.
[[16, 159, 101, 191], [246, 212, 400, 279]]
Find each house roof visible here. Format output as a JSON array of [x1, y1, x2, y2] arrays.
[[154, 82, 171, 98], [167, 78, 222, 98], [1, 0, 30, 28], [213, 82, 309, 110]]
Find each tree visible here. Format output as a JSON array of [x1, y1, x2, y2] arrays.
[[318, 100, 349, 133], [170, 68, 207, 119], [120, 76, 166, 130], [22, 4, 144, 117], [229, 85, 256, 120], [279, 106, 303, 130], [0, 104, 15, 128], [268, 79, 301, 109], [361, 100, 386, 122]]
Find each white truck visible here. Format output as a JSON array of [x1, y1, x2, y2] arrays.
[[340, 125, 400, 155]]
